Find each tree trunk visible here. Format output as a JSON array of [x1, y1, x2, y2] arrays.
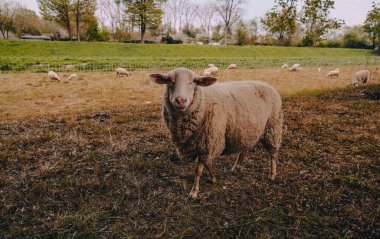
[[77, 18, 80, 41], [224, 25, 227, 46], [141, 24, 145, 44]]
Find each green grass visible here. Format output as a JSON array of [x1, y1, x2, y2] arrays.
[[0, 40, 379, 72]]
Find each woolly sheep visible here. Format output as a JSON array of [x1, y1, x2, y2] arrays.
[[289, 64, 300, 71], [327, 70, 340, 77], [203, 69, 212, 76], [227, 64, 237, 69], [68, 73, 77, 81], [281, 64, 289, 69], [208, 64, 215, 68], [149, 68, 283, 199], [116, 67, 130, 77], [48, 71, 60, 81], [208, 66, 219, 75], [352, 70, 370, 87]]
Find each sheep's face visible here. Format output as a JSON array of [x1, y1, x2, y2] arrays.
[[150, 68, 217, 112]]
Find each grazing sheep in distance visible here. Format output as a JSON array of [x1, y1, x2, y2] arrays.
[[208, 66, 219, 75], [203, 69, 212, 76], [149, 68, 283, 199], [227, 64, 237, 69], [68, 73, 77, 81], [48, 71, 60, 81], [208, 64, 215, 68], [281, 64, 289, 69], [352, 70, 370, 87], [289, 64, 301, 71], [327, 70, 340, 77], [116, 67, 130, 77]]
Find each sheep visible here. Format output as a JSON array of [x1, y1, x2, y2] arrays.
[[352, 70, 370, 87], [227, 64, 237, 69], [208, 64, 215, 68], [318, 67, 322, 72], [289, 64, 300, 71], [203, 69, 212, 76], [68, 73, 77, 81], [208, 66, 219, 75], [281, 64, 289, 69], [116, 67, 130, 77], [48, 71, 60, 81], [327, 70, 340, 77], [149, 68, 283, 199]]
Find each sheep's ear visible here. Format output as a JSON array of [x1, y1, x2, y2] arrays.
[[149, 73, 170, 84], [193, 76, 217, 87]]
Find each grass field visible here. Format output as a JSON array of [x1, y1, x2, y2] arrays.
[[1, 82, 379, 238], [1, 66, 379, 120], [1, 40, 379, 72]]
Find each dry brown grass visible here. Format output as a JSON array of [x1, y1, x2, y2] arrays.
[[0, 84, 379, 238], [1, 67, 379, 238], [1, 66, 379, 120]]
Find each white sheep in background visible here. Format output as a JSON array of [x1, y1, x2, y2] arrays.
[[116, 67, 130, 77], [208, 66, 219, 75], [289, 64, 301, 71], [227, 64, 237, 69], [203, 69, 211, 76], [150, 68, 283, 199], [327, 70, 340, 77], [318, 67, 322, 72], [352, 70, 370, 87], [68, 73, 77, 81], [208, 64, 215, 68], [48, 71, 60, 81], [281, 64, 289, 69]]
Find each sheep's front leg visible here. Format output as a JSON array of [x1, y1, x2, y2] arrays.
[[189, 161, 205, 199]]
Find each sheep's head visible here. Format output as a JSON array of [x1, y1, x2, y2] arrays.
[[150, 68, 217, 112]]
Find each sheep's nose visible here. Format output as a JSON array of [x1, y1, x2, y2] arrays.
[[175, 96, 187, 105]]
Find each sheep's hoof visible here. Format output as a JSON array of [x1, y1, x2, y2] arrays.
[[189, 190, 198, 199]]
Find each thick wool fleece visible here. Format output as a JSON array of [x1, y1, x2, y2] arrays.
[[162, 80, 283, 163]]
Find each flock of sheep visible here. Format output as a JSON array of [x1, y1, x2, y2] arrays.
[[281, 63, 371, 87], [47, 63, 372, 88]]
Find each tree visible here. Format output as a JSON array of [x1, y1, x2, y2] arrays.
[[300, 0, 344, 46], [123, 0, 163, 43], [363, 1, 380, 49], [261, 0, 298, 46], [38, 0, 73, 38], [0, 0, 19, 39], [13, 8, 42, 37], [72, 0, 96, 41], [215, 0, 246, 45], [235, 20, 248, 45], [97, 0, 124, 39], [196, 3, 215, 41]]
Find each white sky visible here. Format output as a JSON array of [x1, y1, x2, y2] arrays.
[[20, 0, 374, 26]]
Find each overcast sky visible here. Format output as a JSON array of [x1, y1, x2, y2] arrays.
[[20, 0, 373, 26]]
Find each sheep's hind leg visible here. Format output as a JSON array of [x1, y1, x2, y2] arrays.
[[269, 151, 278, 181], [205, 163, 217, 184], [231, 152, 246, 173], [189, 161, 205, 199]]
